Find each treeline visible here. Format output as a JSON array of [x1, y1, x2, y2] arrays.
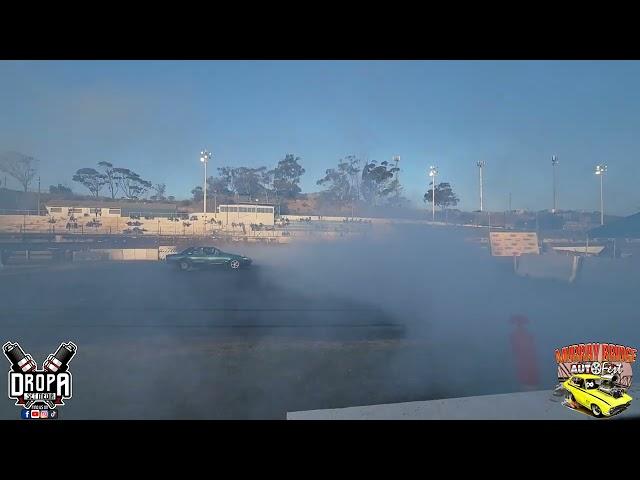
[[192, 154, 305, 204], [316, 155, 405, 207], [194, 154, 420, 210], [71, 162, 169, 201], [2, 149, 460, 211]]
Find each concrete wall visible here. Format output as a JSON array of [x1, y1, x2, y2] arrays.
[[0, 212, 278, 236]]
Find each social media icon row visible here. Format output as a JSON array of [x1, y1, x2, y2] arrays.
[[21, 409, 58, 419]]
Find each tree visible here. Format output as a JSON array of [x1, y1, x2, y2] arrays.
[[0, 151, 38, 192], [424, 182, 460, 209], [98, 161, 118, 199], [49, 184, 73, 195], [150, 183, 167, 201], [72, 168, 106, 197], [206, 170, 233, 197], [260, 169, 274, 203], [385, 176, 406, 207], [113, 168, 152, 199], [271, 154, 305, 199], [360, 160, 400, 205], [235, 166, 268, 200], [316, 156, 361, 204], [316, 166, 351, 203], [191, 186, 203, 202], [217, 166, 268, 200]]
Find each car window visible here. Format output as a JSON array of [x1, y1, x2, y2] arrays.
[[181, 247, 193, 255], [203, 247, 217, 255], [572, 377, 584, 388]]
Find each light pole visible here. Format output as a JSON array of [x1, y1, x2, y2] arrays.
[[200, 150, 211, 235], [429, 166, 438, 222], [595, 164, 607, 225], [551, 155, 558, 213], [476, 161, 485, 212]]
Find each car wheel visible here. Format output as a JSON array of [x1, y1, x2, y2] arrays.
[[591, 404, 603, 417], [229, 259, 241, 270], [179, 260, 191, 271]]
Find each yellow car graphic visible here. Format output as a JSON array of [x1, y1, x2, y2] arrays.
[[563, 373, 632, 417]]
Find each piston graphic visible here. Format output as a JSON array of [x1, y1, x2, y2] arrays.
[[44, 342, 77, 373], [3, 342, 37, 373]]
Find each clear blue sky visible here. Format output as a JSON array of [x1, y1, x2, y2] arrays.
[[1, 60, 639, 215]]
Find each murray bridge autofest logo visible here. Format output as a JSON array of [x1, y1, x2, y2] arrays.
[[555, 342, 636, 418], [4, 341, 77, 419]]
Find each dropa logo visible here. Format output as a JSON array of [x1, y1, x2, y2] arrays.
[[4, 341, 77, 413], [555, 342, 636, 418]]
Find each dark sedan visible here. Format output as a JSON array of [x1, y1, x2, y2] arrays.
[[166, 246, 252, 271]]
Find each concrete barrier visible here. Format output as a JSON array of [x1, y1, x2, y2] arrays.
[[82, 248, 160, 261], [72, 250, 110, 261], [515, 253, 581, 282]]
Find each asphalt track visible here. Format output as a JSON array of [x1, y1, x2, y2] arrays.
[[0, 260, 427, 419], [2, 226, 639, 419]]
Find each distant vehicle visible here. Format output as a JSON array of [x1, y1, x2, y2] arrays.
[[563, 373, 632, 417], [166, 246, 252, 271]]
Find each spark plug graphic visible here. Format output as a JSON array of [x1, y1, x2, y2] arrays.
[[44, 342, 77, 373], [41, 341, 77, 409], [3, 342, 37, 373]]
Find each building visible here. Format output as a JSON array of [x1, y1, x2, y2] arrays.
[[44, 200, 187, 220], [46, 205, 122, 219], [217, 204, 275, 226]]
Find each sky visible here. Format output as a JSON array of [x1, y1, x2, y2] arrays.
[[1, 60, 639, 215]]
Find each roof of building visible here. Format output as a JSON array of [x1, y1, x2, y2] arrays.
[[45, 199, 179, 208], [218, 203, 276, 207]]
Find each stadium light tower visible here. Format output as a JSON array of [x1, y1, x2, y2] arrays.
[[476, 161, 485, 212], [429, 166, 438, 221], [551, 155, 559, 213], [594, 164, 607, 225], [200, 150, 212, 226]]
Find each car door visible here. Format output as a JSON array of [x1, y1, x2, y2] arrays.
[[188, 247, 206, 265], [203, 247, 224, 266], [210, 247, 225, 265]]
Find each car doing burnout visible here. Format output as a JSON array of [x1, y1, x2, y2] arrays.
[[563, 373, 632, 417], [166, 246, 252, 271]]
